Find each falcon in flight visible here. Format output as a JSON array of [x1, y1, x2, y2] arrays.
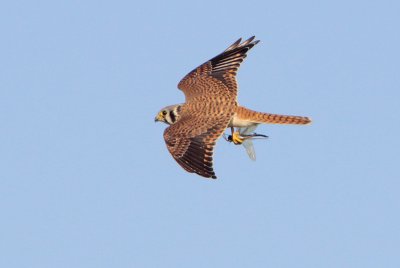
[[155, 36, 311, 179]]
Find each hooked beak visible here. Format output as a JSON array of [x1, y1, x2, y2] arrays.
[[154, 113, 163, 122]]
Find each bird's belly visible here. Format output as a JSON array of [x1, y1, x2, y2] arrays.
[[228, 114, 256, 128]]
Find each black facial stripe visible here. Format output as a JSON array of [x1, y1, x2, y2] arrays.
[[169, 110, 176, 123], [177, 105, 182, 113]]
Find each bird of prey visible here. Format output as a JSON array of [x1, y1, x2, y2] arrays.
[[155, 36, 311, 179]]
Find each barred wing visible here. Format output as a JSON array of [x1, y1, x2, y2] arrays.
[[177, 37, 259, 102]]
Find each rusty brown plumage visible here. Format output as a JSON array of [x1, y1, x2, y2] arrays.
[[178, 36, 259, 101], [157, 36, 311, 179], [164, 37, 259, 179], [235, 106, 312, 125]]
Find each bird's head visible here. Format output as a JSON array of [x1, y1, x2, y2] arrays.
[[154, 104, 182, 125]]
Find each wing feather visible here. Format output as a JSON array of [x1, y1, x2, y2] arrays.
[[164, 37, 260, 179], [163, 111, 229, 179], [178, 36, 259, 101]]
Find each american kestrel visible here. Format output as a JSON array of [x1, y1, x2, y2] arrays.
[[155, 36, 311, 179]]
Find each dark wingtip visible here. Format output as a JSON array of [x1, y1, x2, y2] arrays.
[[242, 36, 260, 45], [203, 172, 217, 179], [223, 36, 260, 53], [225, 38, 242, 51], [245, 36, 255, 44]]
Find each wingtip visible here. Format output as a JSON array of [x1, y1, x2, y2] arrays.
[[243, 36, 260, 46], [204, 172, 217, 179], [226, 38, 242, 51], [246, 36, 256, 43], [224, 36, 260, 52], [203, 172, 217, 179]]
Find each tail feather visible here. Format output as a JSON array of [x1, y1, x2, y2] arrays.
[[257, 112, 311, 124], [237, 106, 311, 125]]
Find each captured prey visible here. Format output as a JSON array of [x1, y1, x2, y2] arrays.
[[224, 125, 268, 161]]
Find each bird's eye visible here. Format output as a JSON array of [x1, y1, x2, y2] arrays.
[[162, 111, 167, 115]]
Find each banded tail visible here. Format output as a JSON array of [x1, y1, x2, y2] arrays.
[[236, 106, 312, 125]]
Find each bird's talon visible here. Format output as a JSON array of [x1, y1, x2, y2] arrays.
[[232, 131, 244, 145]]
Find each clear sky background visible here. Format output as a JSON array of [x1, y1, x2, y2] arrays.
[[1, 0, 399, 267]]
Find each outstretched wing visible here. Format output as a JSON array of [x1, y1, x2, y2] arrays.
[[239, 126, 258, 161], [242, 139, 256, 161], [178, 36, 259, 102], [163, 37, 259, 179], [163, 110, 230, 179]]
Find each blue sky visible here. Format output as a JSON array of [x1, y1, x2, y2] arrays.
[[1, 0, 399, 267]]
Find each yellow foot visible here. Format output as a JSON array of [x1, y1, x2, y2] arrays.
[[232, 131, 244, 145]]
